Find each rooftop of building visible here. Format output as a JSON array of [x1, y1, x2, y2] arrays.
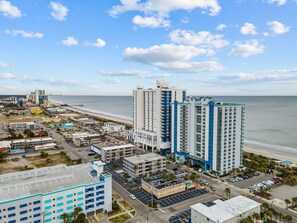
[[142, 170, 188, 189], [10, 137, 53, 143], [92, 143, 135, 151], [181, 97, 246, 107], [124, 153, 165, 164], [0, 162, 109, 203], [191, 195, 260, 222], [8, 119, 35, 124]]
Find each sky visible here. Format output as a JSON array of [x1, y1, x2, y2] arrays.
[[0, 0, 297, 96]]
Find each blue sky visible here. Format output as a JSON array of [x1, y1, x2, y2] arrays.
[[0, 0, 296, 95]]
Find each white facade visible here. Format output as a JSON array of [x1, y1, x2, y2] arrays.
[[123, 153, 166, 178], [0, 162, 112, 223], [9, 121, 36, 131], [133, 80, 186, 153], [35, 89, 45, 105], [172, 97, 245, 175], [191, 195, 260, 223], [103, 122, 125, 132], [91, 144, 135, 163]]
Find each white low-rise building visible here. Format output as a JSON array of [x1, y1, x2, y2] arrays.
[[9, 121, 36, 131], [123, 153, 166, 178], [91, 143, 135, 163], [103, 122, 125, 132], [191, 195, 260, 223]]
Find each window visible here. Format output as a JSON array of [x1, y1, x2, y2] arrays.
[[7, 207, 15, 211], [57, 196, 63, 200], [34, 213, 41, 218], [8, 213, 16, 218], [20, 204, 28, 208], [66, 194, 73, 198], [33, 200, 41, 205], [20, 217, 28, 221], [33, 207, 41, 211], [20, 210, 28, 215]]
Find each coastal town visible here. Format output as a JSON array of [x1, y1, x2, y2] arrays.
[[0, 82, 297, 223]]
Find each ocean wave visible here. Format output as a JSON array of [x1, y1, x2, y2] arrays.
[[245, 140, 297, 155]]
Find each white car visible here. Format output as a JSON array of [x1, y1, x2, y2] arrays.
[[129, 194, 136, 200]]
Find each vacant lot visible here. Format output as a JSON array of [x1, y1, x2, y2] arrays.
[[270, 185, 297, 201], [0, 153, 74, 174]]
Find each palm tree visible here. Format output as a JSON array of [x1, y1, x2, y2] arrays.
[[71, 207, 83, 220], [224, 187, 231, 200], [285, 199, 291, 209], [61, 213, 69, 223], [292, 197, 297, 209], [285, 215, 293, 223], [254, 213, 261, 223], [278, 212, 284, 223]]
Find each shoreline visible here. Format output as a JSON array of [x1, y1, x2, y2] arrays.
[[49, 100, 133, 126], [48, 100, 297, 164]]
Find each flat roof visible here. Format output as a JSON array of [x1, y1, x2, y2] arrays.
[[0, 163, 106, 202], [0, 141, 11, 148], [124, 153, 165, 164], [10, 137, 53, 143], [191, 195, 260, 222], [92, 143, 135, 151]]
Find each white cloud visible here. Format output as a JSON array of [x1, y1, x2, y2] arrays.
[[109, 0, 221, 17], [50, 1, 69, 21], [98, 70, 170, 79], [0, 60, 9, 68], [123, 44, 224, 73], [102, 77, 120, 84], [5, 30, 44, 38], [132, 15, 170, 28], [229, 39, 264, 57], [267, 21, 290, 35], [240, 22, 257, 35], [0, 72, 14, 79], [216, 23, 227, 31], [154, 61, 225, 73], [169, 29, 229, 49], [265, 0, 287, 6], [181, 16, 189, 24], [263, 32, 270, 37], [84, 38, 106, 48], [61, 36, 78, 46], [20, 75, 78, 86], [0, 0, 22, 18], [124, 44, 215, 64], [191, 72, 297, 84]]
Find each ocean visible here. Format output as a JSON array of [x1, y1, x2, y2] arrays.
[[49, 95, 297, 153]]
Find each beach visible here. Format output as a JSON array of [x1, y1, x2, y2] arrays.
[[49, 100, 133, 126], [244, 143, 297, 164]]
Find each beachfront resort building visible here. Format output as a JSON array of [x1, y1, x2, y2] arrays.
[[0, 161, 112, 223], [172, 97, 245, 175], [133, 80, 186, 154], [91, 143, 135, 163], [190, 195, 260, 223], [123, 153, 166, 178]]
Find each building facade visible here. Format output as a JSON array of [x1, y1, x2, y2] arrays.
[[133, 80, 186, 154], [91, 144, 135, 163], [9, 121, 36, 131], [172, 97, 245, 175], [123, 153, 166, 178], [0, 161, 112, 223]]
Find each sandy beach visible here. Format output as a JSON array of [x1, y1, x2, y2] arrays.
[[49, 100, 133, 125], [244, 143, 297, 164]]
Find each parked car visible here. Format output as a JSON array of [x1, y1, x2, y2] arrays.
[[129, 194, 136, 200]]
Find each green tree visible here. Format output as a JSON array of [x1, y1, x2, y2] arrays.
[[0, 152, 7, 162], [285, 199, 291, 209], [285, 215, 293, 223], [71, 207, 83, 220], [224, 187, 231, 200], [61, 213, 70, 223], [40, 151, 49, 158]]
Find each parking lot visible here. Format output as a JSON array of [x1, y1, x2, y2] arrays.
[[233, 174, 273, 189], [270, 185, 297, 200], [129, 188, 208, 207], [169, 209, 191, 223]]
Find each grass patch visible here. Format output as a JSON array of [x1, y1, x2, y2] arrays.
[[0, 166, 33, 174], [27, 153, 74, 168], [109, 214, 131, 223], [10, 158, 20, 162], [119, 201, 133, 211], [130, 210, 136, 216], [108, 203, 123, 217], [113, 193, 121, 200]]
